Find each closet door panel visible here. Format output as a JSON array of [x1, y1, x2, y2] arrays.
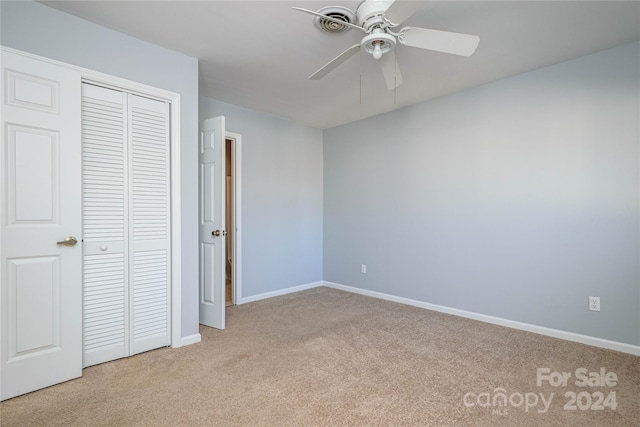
[[81, 84, 128, 367], [81, 87, 170, 363], [128, 94, 170, 355]]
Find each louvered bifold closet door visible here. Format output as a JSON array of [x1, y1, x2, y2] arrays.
[[82, 85, 170, 367], [128, 94, 170, 355], [81, 84, 128, 367]]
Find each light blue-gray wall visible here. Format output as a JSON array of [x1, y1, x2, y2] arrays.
[[3, 0, 637, 347], [199, 97, 324, 298], [1, 0, 201, 338], [324, 41, 640, 346]]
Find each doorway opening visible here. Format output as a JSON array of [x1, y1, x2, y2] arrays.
[[225, 133, 242, 306], [225, 137, 233, 306]]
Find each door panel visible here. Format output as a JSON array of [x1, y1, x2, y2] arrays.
[[1, 51, 82, 401], [9, 256, 59, 355], [81, 83, 128, 367], [199, 117, 225, 329], [128, 94, 170, 355], [6, 69, 59, 113], [8, 126, 58, 222]]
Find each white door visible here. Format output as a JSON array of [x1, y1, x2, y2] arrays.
[[82, 83, 171, 367], [81, 83, 128, 367], [0, 51, 82, 400], [127, 93, 171, 354], [199, 116, 226, 329]]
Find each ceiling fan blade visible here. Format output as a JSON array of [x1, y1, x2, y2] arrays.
[[380, 52, 403, 90], [383, 1, 427, 27], [292, 7, 365, 32], [309, 44, 361, 80], [398, 27, 480, 57]]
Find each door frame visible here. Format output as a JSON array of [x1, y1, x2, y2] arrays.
[[1, 47, 185, 348], [226, 132, 242, 304]]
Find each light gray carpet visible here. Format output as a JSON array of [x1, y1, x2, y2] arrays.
[[1, 287, 638, 426]]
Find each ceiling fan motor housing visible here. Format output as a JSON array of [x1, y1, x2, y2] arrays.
[[357, 0, 394, 31]]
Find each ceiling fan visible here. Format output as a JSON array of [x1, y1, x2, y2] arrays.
[[293, 0, 480, 90]]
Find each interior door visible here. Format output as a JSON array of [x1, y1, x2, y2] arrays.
[[81, 83, 128, 367], [128, 93, 171, 354], [81, 84, 171, 367], [1, 50, 82, 400], [199, 116, 226, 329]]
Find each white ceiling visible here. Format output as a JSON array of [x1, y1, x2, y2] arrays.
[[41, 1, 640, 129]]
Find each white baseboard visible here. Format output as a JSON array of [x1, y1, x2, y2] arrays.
[[174, 333, 201, 348], [322, 281, 640, 356], [238, 281, 324, 305]]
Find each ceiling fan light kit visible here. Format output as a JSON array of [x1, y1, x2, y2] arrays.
[[362, 31, 395, 60], [293, 0, 480, 90]]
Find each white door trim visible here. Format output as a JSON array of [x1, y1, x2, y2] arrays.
[[226, 132, 242, 304], [0, 47, 186, 348]]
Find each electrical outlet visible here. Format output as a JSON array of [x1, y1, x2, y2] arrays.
[[589, 296, 600, 312], [360, 264, 366, 274]]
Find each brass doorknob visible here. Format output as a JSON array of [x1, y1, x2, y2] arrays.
[[212, 230, 221, 237], [56, 236, 78, 247]]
